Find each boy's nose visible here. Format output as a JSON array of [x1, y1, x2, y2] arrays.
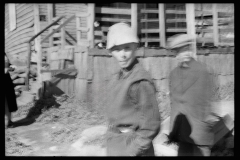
[[119, 50, 126, 59]]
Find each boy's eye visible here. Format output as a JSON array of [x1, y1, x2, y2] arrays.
[[124, 47, 131, 51]]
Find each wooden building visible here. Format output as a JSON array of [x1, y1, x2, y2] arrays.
[[4, 3, 234, 103]]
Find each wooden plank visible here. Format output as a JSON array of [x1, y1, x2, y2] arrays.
[[140, 9, 158, 13], [94, 30, 104, 36], [213, 4, 219, 46], [5, 27, 33, 43], [165, 9, 186, 14], [41, 15, 76, 43], [53, 40, 62, 44], [33, 4, 42, 87], [95, 7, 131, 15], [77, 27, 89, 32], [166, 28, 187, 32], [76, 16, 81, 45], [16, 3, 26, 10], [16, 12, 34, 27], [131, 3, 138, 37], [52, 33, 61, 38], [186, 3, 196, 59], [95, 17, 130, 22], [5, 34, 33, 48], [197, 37, 213, 43], [141, 29, 159, 33], [159, 3, 166, 47], [166, 19, 186, 23], [7, 43, 29, 53], [140, 38, 160, 42], [60, 18, 66, 48], [7, 46, 28, 56], [16, 6, 33, 20], [140, 19, 159, 22], [65, 30, 77, 43], [16, 4, 33, 16], [76, 12, 90, 18], [9, 4, 17, 31]]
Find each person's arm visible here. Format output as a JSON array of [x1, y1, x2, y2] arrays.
[[127, 80, 161, 155]]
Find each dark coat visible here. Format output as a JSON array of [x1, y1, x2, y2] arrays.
[[168, 59, 214, 146], [105, 60, 161, 156], [5, 71, 18, 113]]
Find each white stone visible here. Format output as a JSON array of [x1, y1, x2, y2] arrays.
[[154, 144, 178, 156], [49, 146, 58, 151]]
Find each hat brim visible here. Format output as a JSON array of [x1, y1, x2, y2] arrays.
[[170, 41, 194, 49]]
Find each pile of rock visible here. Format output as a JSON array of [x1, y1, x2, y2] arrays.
[[8, 64, 42, 106], [9, 64, 37, 96]]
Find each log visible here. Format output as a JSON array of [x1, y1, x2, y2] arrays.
[[13, 78, 25, 84]]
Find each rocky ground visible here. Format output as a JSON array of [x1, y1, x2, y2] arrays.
[[5, 94, 234, 156]]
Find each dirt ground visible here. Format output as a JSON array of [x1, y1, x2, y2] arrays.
[[5, 94, 234, 156]]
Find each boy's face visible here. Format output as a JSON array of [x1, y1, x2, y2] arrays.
[[109, 43, 138, 69]]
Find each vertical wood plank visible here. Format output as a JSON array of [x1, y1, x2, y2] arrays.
[[159, 3, 166, 47], [186, 3, 197, 59], [131, 3, 138, 37], [9, 4, 17, 31], [87, 3, 95, 48], [76, 15, 81, 45], [213, 4, 219, 46], [47, 3, 53, 47], [144, 4, 148, 47], [34, 4, 42, 82], [61, 19, 65, 48]]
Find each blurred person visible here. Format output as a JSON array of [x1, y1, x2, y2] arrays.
[[104, 22, 161, 156], [5, 53, 18, 128], [166, 34, 216, 156]]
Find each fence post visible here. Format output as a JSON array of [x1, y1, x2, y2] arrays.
[[61, 18, 66, 49], [34, 4, 43, 98], [88, 3, 95, 48], [47, 4, 53, 47], [131, 3, 138, 37], [186, 3, 197, 59], [159, 3, 166, 48], [213, 4, 219, 46]]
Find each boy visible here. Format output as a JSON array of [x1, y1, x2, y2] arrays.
[[104, 22, 161, 156]]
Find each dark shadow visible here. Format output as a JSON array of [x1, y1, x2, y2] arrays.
[[10, 70, 77, 128], [168, 113, 204, 156], [168, 113, 234, 156], [11, 95, 61, 128]]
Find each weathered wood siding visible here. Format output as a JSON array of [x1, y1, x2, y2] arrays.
[[55, 3, 88, 45], [39, 3, 49, 50], [5, 3, 34, 66]]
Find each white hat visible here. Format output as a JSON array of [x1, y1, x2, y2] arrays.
[[107, 22, 139, 49], [167, 34, 195, 49]]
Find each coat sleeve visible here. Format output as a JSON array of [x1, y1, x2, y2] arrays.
[[127, 80, 161, 156]]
